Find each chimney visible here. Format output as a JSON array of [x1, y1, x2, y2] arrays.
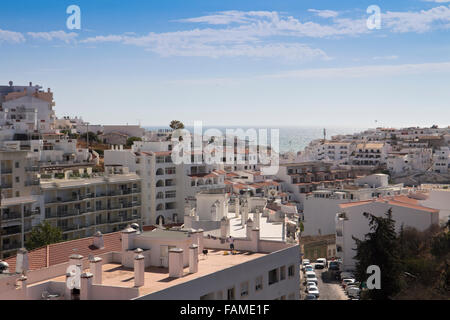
[[134, 251, 145, 287], [89, 256, 103, 285], [121, 226, 137, 251], [29, 82, 32, 87], [69, 253, 83, 267], [15, 248, 29, 275], [246, 218, 253, 239], [80, 272, 93, 300], [168, 248, 184, 278], [189, 244, 198, 274], [93, 231, 104, 249], [220, 216, 230, 238], [254, 211, 261, 229]]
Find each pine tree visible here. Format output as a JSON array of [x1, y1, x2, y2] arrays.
[[353, 208, 403, 299]]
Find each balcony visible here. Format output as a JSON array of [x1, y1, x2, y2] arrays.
[[1, 168, 12, 174], [2, 242, 22, 251], [1, 212, 21, 221], [58, 224, 89, 232], [0, 183, 12, 189]]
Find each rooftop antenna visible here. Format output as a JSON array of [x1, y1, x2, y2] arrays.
[[323, 128, 326, 142]]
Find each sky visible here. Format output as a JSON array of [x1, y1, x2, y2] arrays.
[[0, 0, 449, 129]]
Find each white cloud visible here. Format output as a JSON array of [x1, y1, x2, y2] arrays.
[[260, 61, 450, 79], [373, 55, 399, 60], [308, 9, 339, 18], [383, 5, 450, 33], [27, 31, 78, 43], [80, 6, 450, 59], [0, 29, 25, 44]]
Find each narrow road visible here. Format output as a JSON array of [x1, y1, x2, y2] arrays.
[[300, 267, 348, 300]]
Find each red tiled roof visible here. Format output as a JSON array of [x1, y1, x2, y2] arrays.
[[4, 232, 122, 272]]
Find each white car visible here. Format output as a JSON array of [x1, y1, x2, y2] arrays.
[[341, 278, 355, 288], [307, 285, 320, 298], [301, 260, 310, 270], [306, 281, 316, 288], [305, 271, 318, 285], [303, 264, 314, 273], [347, 286, 360, 299]]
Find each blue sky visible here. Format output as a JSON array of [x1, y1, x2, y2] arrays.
[[1, 0, 449, 128]]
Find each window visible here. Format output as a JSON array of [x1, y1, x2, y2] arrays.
[[255, 276, 263, 291], [15, 191, 20, 197], [280, 266, 286, 281], [227, 287, 235, 300], [240, 281, 249, 298], [288, 265, 295, 278], [15, 162, 19, 168], [268, 268, 279, 285]]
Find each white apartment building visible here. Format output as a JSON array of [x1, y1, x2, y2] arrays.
[[0, 150, 40, 259], [302, 174, 408, 236], [0, 225, 300, 300], [302, 141, 353, 165], [275, 161, 356, 210], [351, 142, 389, 167], [105, 139, 227, 226], [417, 184, 450, 224], [40, 166, 142, 241], [0, 82, 55, 137], [336, 196, 439, 271], [387, 148, 433, 175], [432, 147, 450, 174]]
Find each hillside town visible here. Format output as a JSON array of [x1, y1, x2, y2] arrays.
[[0, 82, 449, 300]]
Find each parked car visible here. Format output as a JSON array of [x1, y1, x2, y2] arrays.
[[314, 261, 325, 269], [329, 261, 340, 271], [345, 282, 361, 293], [306, 281, 316, 288], [304, 265, 314, 273], [304, 294, 317, 300], [307, 285, 320, 298], [340, 272, 354, 280], [305, 271, 318, 285], [341, 278, 355, 289], [316, 258, 327, 266], [347, 286, 360, 299]]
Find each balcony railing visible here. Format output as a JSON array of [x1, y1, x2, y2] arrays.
[[2, 242, 22, 251], [1, 212, 21, 221], [1, 168, 12, 174]]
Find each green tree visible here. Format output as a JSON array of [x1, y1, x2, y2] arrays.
[[169, 120, 185, 130], [353, 209, 403, 299], [25, 221, 63, 251], [126, 136, 142, 147]]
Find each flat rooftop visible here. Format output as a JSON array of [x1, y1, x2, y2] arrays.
[[226, 212, 284, 241], [38, 249, 266, 297]]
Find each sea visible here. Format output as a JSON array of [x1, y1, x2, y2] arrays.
[[144, 126, 366, 154]]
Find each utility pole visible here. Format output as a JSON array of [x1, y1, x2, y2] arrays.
[[86, 122, 89, 149]]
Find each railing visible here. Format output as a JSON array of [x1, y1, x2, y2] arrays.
[[2, 242, 21, 251], [1, 212, 21, 220], [0, 168, 12, 174], [0, 183, 12, 188], [25, 180, 40, 186], [3, 228, 22, 236]]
